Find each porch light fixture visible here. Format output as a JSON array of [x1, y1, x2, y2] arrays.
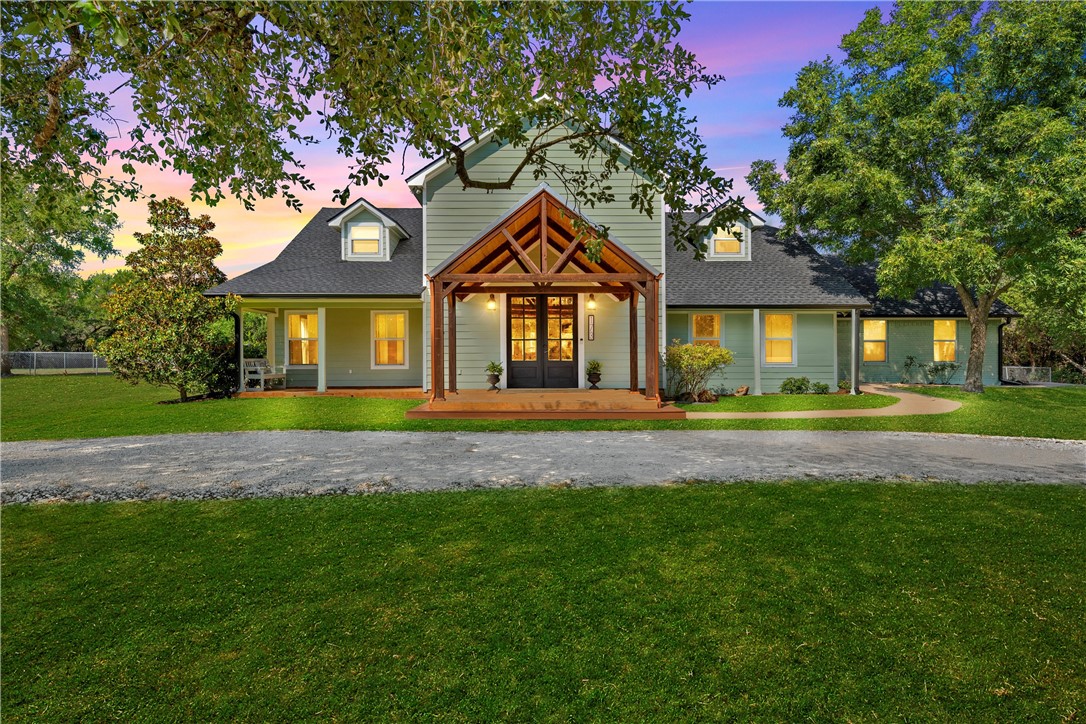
[[587, 293, 597, 310], [486, 294, 497, 311]]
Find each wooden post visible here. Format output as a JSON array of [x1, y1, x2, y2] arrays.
[[316, 306, 327, 393], [645, 277, 660, 402], [540, 196, 549, 271], [447, 291, 457, 394], [429, 279, 445, 401], [629, 288, 639, 393]]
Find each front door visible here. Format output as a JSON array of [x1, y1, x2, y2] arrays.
[[508, 295, 577, 388]]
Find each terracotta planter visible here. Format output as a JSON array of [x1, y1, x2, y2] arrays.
[[587, 372, 602, 389], [486, 374, 500, 391]]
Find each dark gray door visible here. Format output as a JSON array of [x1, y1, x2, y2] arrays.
[[508, 295, 577, 388]]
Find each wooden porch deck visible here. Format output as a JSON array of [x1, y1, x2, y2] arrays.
[[405, 388, 686, 420]]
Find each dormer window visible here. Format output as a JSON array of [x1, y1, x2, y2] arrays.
[[348, 223, 382, 258], [708, 224, 750, 260]]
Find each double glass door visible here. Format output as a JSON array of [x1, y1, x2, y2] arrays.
[[507, 295, 577, 388]]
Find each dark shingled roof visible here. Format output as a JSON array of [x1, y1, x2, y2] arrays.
[[206, 207, 423, 297], [665, 215, 869, 308], [825, 259, 1019, 318]]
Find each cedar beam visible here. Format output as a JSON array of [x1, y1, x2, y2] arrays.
[[447, 292, 457, 394], [629, 289, 639, 393], [502, 229, 541, 275], [539, 196, 549, 272], [429, 279, 445, 401], [442, 273, 646, 283], [645, 276, 660, 403], [452, 284, 628, 296]]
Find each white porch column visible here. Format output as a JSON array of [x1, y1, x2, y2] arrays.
[[317, 306, 327, 392], [752, 308, 762, 395], [266, 313, 277, 368], [850, 309, 860, 395]]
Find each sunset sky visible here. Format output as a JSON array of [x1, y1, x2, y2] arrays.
[[82, 1, 888, 278]]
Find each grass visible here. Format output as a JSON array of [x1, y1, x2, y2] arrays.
[[2, 374, 1084, 440], [3, 484, 1084, 720], [678, 391, 896, 412]]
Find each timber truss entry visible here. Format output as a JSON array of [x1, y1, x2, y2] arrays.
[[426, 189, 661, 404]]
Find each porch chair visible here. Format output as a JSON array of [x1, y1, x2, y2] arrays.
[[243, 358, 286, 390]]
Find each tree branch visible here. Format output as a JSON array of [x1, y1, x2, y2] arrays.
[[33, 26, 85, 150]]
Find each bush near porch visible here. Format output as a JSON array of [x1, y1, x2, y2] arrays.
[[3, 484, 1084, 720], [1, 375, 1084, 440]]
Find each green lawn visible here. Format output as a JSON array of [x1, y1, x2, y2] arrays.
[[1, 375, 1084, 440], [678, 391, 897, 412], [3, 484, 1084, 720]]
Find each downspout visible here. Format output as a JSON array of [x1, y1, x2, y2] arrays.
[[231, 311, 244, 394], [997, 317, 1011, 385]]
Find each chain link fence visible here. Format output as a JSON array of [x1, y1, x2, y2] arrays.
[[1002, 366, 1052, 384], [6, 351, 111, 375]]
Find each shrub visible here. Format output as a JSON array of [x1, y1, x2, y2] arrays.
[[901, 355, 920, 383], [664, 341, 734, 401], [485, 361, 503, 375], [925, 361, 960, 384], [779, 376, 811, 394], [811, 381, 830, 394], [838, 378, 851, 391], [586, 359, 602, 375]]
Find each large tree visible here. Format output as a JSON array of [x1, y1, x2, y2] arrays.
[[3, 1, 745, 262], [96, 198, 237, 402], [748, 1, 1086, 392]]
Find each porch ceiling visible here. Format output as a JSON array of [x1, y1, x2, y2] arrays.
[[429, 189, 656, 299]]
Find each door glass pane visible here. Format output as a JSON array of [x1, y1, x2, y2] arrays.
[[512, 341, 524, 362], [548, 340, 561, 361], [548, 318, 560, 340], [524, 341, 536, 361], [561, 340, 573, 361]]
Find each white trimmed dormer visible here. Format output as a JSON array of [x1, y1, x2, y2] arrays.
[[700, 208, 764, 262], [327, 197, 407, 262]]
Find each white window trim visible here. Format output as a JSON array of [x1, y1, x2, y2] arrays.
[[284, 309, 319, 367], [762, 312, 798, 367], [862, 319, 889, 364], [343, 221, 387, 261], [933, 320, 958, 362], [690, 312, 723, 347], [371, 309, 410, 370], [706, 224, 752, 261]]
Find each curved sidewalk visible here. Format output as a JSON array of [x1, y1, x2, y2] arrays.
[[685, 384, 961, 420]]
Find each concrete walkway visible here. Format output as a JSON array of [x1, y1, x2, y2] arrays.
[[2, 430, 1082, 504], [685, 384, 961, 419]]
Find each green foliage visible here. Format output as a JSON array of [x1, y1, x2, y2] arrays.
[[748, 2, 1086, 392], [586, 359, 603, 375], [811, 382, 830, 395], [95, 198, 237, 402], [924, 362, 961, 385], [664, 341, 734, 400], [209, 312, 267, 359], [837, 378, 851, 391], [779, 377, 811, 395], [485, 361, 503, 376], [2, 1, 744, 259], [901, 355, 920, 384]]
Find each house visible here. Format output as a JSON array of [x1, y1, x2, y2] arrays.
[[206, 130, 1014, 399]]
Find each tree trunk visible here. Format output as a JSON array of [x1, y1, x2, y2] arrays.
[[178, 384, 188, 403], [0, 322, 11, 377], [963, 310, 991, 393]]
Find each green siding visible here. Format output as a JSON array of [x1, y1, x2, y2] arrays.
[[445, 294, 501, 390], [665, 310, 837, 394], [584, 294, 645, 390], [836, 318, 1001, 386], [252, 302, 423, 388]]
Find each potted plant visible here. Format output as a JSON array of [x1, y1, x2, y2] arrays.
[[586, 359, 603, 389], [485, 361, 503, 390]]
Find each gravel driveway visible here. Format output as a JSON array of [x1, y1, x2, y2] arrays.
[[2, 430, 1083, 503]]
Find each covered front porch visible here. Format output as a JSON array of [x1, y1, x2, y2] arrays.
[[426, 188, 663, 404]]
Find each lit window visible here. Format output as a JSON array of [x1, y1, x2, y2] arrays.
[[373, 311, 407, 367], [764, 313, 794, 364], [712, 226, 744, 256], [287, 313, 318, 365], [350, 224, 381, 256], [692, 314, 721, 347], [863, 320, 887, 362], [934, 320, 956, 362]]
